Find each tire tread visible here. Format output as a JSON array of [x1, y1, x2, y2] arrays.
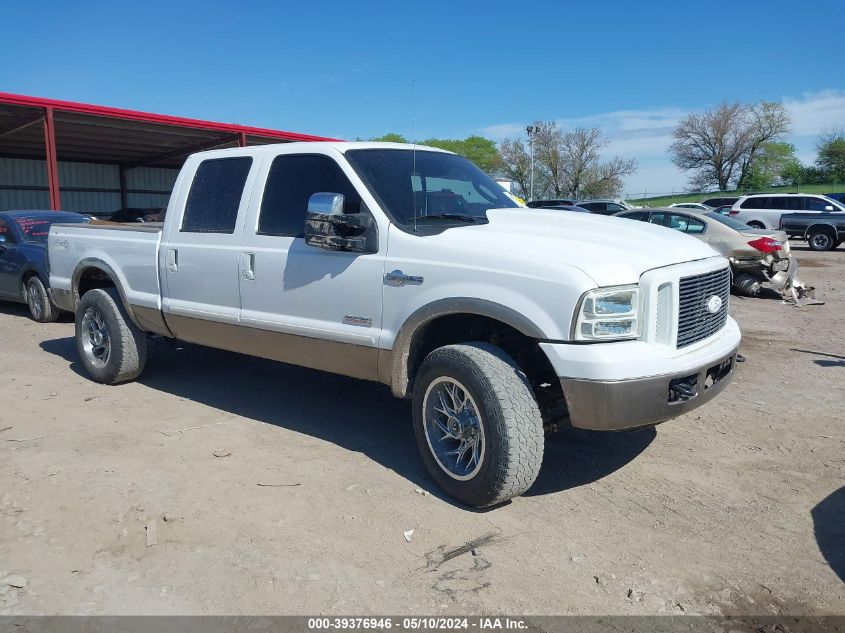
[[414, 342, 544, 507]]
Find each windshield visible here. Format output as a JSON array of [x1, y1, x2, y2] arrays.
[[14, 213, 87, 243], [704, 212, 753, 231], [345, 149, 518, 228]]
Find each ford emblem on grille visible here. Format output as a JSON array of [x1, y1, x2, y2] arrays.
[[706, 295, 723, 314]]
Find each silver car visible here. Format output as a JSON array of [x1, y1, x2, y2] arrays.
[[616, 207, 800, 298]]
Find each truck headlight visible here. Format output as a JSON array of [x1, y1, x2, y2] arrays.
[[573, 285, 642, 341]]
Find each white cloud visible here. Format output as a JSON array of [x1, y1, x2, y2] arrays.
[[783, 89, 845, 137], [480, 90, 845, 196]]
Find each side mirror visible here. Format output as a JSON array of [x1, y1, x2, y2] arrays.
[[0, 234, 7, 250], [824, 205, 834, 212], [304, 193, 377, 254]]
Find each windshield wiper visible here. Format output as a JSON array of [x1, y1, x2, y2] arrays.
[[408, 213, 483, 223]]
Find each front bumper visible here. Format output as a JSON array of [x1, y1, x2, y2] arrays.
[[540, 318, 741, 431], [560, 349, 737, 430]]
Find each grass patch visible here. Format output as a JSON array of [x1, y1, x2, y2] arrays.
[[628, 184, 845, 207]]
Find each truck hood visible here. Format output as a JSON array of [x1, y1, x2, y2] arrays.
[[441, 208, 723, 286]]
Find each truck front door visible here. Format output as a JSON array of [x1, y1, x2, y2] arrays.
[[237, 152, 385, 381]]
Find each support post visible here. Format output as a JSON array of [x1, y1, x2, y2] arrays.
[[119, 164, 128, 209], [43, 107, 61, 210], [238, 131, 247, 147]]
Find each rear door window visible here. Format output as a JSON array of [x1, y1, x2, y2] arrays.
[[258, 154, 362, 237], [181, 157, 253, 233], [669, 214, 706, 234], [741, 197, 768, 209]]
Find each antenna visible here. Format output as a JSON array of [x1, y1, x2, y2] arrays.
[[412, 79, 417, 233]]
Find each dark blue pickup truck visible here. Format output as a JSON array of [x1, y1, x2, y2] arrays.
[[780, 212, 845, 251], [0, 210, 88, 321]]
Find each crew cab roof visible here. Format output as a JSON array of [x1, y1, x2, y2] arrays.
[[187, 141, 455, 160]]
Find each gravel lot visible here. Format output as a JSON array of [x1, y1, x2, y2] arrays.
[[1, 247, 843, 616]]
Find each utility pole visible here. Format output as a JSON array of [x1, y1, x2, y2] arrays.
[[526, 125, 535, 201]]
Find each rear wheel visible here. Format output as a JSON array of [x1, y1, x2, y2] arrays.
[[24, 276, 59, 323], [412, 342, 544, 507], [746, 221, 765, 229], [808, 230, 835, 252], [75, 287, 147, 384]]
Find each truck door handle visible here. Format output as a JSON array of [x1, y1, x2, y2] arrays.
[[167, 248, 178, 272], [241, 252, 255, 281]]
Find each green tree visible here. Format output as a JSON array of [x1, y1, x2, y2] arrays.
[[741, 142, 802, 189], [816, 130, 845, 182], [369, 133, 409, 143], [367, 133, 503, 175], [422, 135, 502, 174]]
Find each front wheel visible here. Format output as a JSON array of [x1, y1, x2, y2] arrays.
[[24, 276, 59, 323], [75, 287, 148, 384], [412, 342, 544, 507], [808, 230, 835, 251]]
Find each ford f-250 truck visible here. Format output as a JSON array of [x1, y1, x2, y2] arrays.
[[49, 142, 740, 507]]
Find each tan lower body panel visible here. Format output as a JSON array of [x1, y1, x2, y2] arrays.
[[132, 305, 173, 337], [163, 314, 382, 383]]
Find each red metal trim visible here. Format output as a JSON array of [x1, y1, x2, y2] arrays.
[[0, 91, 340, 143], [43, 108, 61, 210]]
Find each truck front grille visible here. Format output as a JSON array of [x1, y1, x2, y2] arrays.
[[677, 267, 730, 349]]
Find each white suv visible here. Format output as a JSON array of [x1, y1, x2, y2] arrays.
[[730, 193, 845, 229]]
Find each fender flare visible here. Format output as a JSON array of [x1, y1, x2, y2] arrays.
[[803, 222, 839, 240], [71, 258, 143, 329], [384, 297, 548, 397]]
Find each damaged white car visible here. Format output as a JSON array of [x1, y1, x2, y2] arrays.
[[616, 208, 811, 301]]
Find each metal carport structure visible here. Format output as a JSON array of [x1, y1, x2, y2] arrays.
[[0, 92, 338, 212]]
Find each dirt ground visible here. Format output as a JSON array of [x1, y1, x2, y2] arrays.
[[1, 247, 843, 616]]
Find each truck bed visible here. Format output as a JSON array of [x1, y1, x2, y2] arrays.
[[48, 222, 163, 315], [780, 213, 845, 238]]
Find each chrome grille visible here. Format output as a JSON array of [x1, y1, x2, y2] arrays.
[[677, 267, 730, 349]]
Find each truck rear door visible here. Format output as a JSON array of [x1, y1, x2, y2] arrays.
[[159, 155, 259, 339]]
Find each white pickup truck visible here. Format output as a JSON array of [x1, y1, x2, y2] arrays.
[[49, 142, 740, 507]]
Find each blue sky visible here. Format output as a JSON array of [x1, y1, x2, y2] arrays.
[[3, 0, 844, 195]]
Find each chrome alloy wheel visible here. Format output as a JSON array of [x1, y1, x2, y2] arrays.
[[25, 281, 42, 320], [81, 307, 111, 368], [810, 232, 833, 250], [422, 377, 485, 481]]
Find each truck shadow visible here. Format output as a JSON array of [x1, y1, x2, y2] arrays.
[[812, 487, 845, 582], [40, 336, 654, 510]]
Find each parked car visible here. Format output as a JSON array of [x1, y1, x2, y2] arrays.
[[49, 142, 740, 507], [711, 205, 733, 215], [616, 208, 798, 297], [575, 199, 632, 215], [109, 207, 165, 223], [527, 204, 590, 213], [669, 202, 712, 211], [729, 193, 845, 229], [526, 199, 575, 208], [701, 196, 740, 208], [824, 193, 845, 204], [0, 210, 89, 321], [780, 212, 845, 251]]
